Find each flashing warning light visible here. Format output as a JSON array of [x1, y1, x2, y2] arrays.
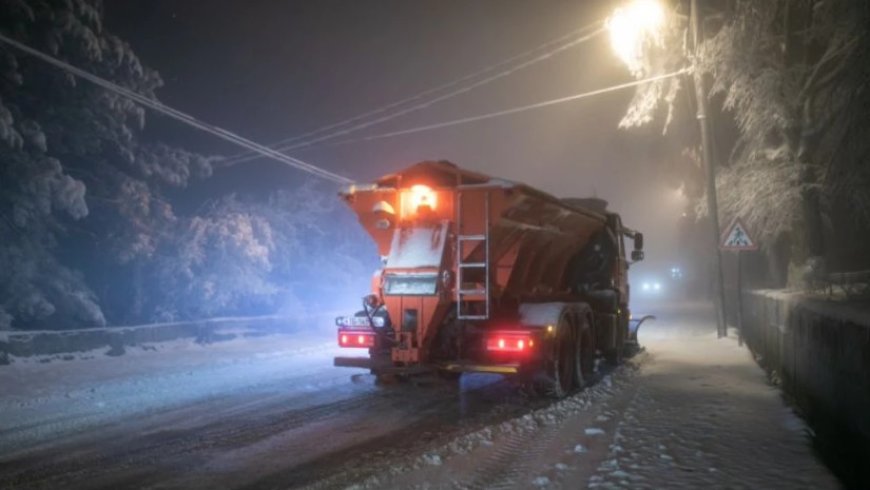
[[339, 331, 375, 348], [401, 184, 437, 216], [410, 185, 436, 211]]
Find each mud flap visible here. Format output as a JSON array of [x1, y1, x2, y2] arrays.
[[334, 356, 377, 369]]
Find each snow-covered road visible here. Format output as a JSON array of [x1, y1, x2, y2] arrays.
[[0, 303, 840, 489], [370, 303, 841, 489], [0, 331, 549, 489]]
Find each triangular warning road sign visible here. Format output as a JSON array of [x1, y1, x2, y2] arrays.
[[720, 217, 758, 250]]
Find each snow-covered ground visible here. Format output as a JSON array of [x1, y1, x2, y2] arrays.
[[0, 329, 538, 489], [0, 302, 840, 489], [1, 332, 348, 451], [339, 302, 840, 489]]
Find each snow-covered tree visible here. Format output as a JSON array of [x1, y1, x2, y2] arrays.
[[618, 0, 870, 283], [149, 196, 278, 321], [0, 0, 215, 328], [703, 1, 870, 273], [264, 184, 376, 314], [149, 183, 374, 322]]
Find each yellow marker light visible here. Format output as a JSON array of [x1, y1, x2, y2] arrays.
[[546, 325, 554, 334]]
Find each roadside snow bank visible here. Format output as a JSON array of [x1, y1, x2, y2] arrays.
[[1, 312, 339, 360], [346, 361, 640, 489]]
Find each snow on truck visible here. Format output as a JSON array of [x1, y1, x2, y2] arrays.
[[334, 161, 645, 397]]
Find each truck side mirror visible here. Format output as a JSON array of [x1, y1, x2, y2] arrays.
[[631, 250, 644, 262], [634, 233, 644, 251]]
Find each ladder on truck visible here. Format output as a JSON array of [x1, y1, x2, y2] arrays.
[[456, 191, 490, 320]]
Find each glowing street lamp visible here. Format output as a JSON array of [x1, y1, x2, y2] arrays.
[[606, 0, 666, 75], [607, 0, 729, 337]]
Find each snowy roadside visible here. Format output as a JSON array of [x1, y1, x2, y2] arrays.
[[318, 307, 840, 490], [2, 331, 336, 399], [323, 358, 639, 490]]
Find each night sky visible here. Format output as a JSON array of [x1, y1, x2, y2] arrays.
[[104, 0, 689, 270]]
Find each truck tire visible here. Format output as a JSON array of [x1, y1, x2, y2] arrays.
[[571, 321, 584, 390], [573, 314, 595, 389], [539, 313, 576, 398], [604, 313, 625, 366]]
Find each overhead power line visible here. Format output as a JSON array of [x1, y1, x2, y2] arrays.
[[222, 20, 604, 164], [0, 32, 353, 184], [220, 21, 602, 166], [220, 22, 606, 167], [308, 69, 689, 148]]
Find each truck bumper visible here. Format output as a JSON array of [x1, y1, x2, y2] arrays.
[[335, 357, 523, 376], [334, 356, 433, 376], [440, 362, 521, 375], [333, 356, 376, 369]]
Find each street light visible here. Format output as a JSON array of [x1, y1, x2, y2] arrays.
[[606, 0, 665, 76], [607, 0, 728, 337]]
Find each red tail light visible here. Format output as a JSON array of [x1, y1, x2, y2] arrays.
[[486, 331, 533, 353], [338, 331, 375, 348]]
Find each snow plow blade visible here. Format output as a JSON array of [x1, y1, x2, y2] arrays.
[[628, 314, 655, 342]]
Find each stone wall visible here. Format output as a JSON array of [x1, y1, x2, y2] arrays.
[[741, 291, 870, 487]]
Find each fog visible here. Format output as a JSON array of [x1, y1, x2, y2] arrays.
[[3, 3, 867, 487], [107, 0, 686, 269], [1, 1, 698, 330]]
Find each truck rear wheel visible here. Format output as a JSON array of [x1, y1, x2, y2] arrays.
[[539, 314, 576, 398], [573, 314, 595, 389]]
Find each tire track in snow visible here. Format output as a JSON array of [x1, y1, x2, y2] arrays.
[[464, 424, 560, 490], [339, 362, 639, 490], [0, 382, 392, 489], [0, 346, 350, 457], [288, 379, 546, 490]]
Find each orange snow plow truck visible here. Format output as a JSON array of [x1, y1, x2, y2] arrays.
[[334, 161, 645, 397]]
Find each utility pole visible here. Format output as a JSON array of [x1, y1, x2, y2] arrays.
[[690, 0, 727, 337]]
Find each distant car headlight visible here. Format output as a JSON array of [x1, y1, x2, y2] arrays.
[[653, 282, 661, 291], [642, 282, 651, 291]]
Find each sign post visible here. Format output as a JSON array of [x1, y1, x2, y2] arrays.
[[719, 217, 758, 345]]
